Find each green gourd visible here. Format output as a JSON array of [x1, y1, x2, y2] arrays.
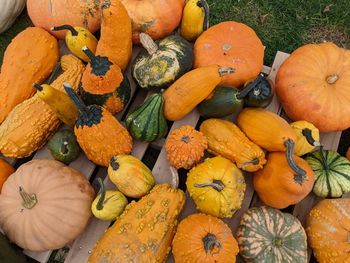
[[48, 130, 80, 164], [243, 74, 274, 108]]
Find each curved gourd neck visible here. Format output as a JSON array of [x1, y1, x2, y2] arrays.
[[19, 187, 37, 209], [284, 139, 307, 184], [197, 0, 210, 31], [51, 25, 78, 36], [302, 128, 321, 147], [82, 46, 112, 76], [203, 233, 222, 254], [96, 178, 106, 211], [140, 33, 158, 55]]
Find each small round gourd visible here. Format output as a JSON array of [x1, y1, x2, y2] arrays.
[[48, 130, 80, 165], [290, 120, 320, 156]]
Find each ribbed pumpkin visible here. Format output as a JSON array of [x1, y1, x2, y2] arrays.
[[186, 156, 246, 218], [236, 206, 308, 263], [88, 184, 185, 263], [290, 120, 320, 156], [0, 159, 14, 193], [306, 148, 350, 197], [306, 199, 350, 263], [0, 160, 95, 251], [276, 42, 350, 132], [194, 21, 264, 87], [172, 213, 239, 263], [200, 119, 266, 172]]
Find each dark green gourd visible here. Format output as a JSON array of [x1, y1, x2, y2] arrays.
[[0, 233, 27, 263], [48, 130, 80, 165], [126, 91, 167, 142], [243, 74, 274, 108]]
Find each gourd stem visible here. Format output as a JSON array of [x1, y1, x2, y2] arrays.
[[326, 74, 339, 84], [181, 135, 191, 143], [237, 75, 263, 99], [96, 178, 106, 211], [194, 180, 225, 192], [140, 33, 158, 55], [82, 46, 97, 63], [302, 128, 321, 147], [63, 83, 87, 113], [218, 67, 235, 76], [110, 156, 120, 170], [101, 0, 111, 9], [197, 0, 210, 31], [284, 139, 307, 184], [61, 141, 69, 154], [19, 187, 37, 209], [203, 233, 222, 254], [47, 62, 62, 84], [33, 83, 43, 91], [51, 25, 78, 36], [241, 158, 259, 170]]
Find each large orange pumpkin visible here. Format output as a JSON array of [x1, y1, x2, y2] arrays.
[[276, 42, 350, 132], [120, 0, 185, 43], [0, 159, 14, 193], [27, 0, 101, 39], [194, 21, 264, 87]]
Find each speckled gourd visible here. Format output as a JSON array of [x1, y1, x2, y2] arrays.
[[0, 55, 84, 158], [88, 184, 185, 263]]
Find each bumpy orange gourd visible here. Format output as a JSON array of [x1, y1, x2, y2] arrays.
[[0, 159, 14, 193], [194, 21, 264, 87], [254, 152, 315, 209], [172, 213, 239, 263], [0, 27, 59, 124], [200, 119, 266, 172], [88, 184, 185, 263], [165, 125, 208, 169], [306, 199, 350, 263], [120, 0, 185, 43], [0, 55, 84, 158], [276, 42, 350, 132], [27, 0, 101, 39]]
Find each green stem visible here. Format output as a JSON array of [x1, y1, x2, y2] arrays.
[[237, 74, 263, 99], [63, 83, 87, 113], [241, 158, 259, 170], [19, 187, 37, 209], [51, 25, 78, 36], [194, 180, 225, 192], [284, 139, 307, 185], [110, 156, 120, 171], [82, 46, 97, 63], [302, 128, 321, 147], [203, 233, 222, 254], [96, 178, 106, 211], [47, 62, 62, 84], [197, 0, 210, 31], [61, 141, 69, 155], [33, 83, 43, 91]]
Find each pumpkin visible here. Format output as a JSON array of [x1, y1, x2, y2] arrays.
[[108, 155, 155, 198], [290, 121, 320, 156], [200, 119, 266, 172], [172, 213, 239, 263], [276, 42, 350, 132], [306, 148, 350, 197], [27, 0, 101, 39], [64, 84, 132, 167], [306, 199, 350, 263], [163, 65, 234, 121], [194, 21, 264, 87], [88, 184, 185, 263], [0, 0, 26, 33], [165, 125, 208, 170], [180, 0, 209, 42], [91, 178, 128, 221], [132, 33, 193, 89], [236, 206, 308, 263], [0, 159, 15, 193], [81, 47, 131, 115], [0, 232, 27, 263], [0, 159, 95, 251], [186, 156, 246, 218], [48, 130, 80, 165], [125, 91, 168, 142], [95, 0, 132, 71], [242, 73, 274, 108], [119, 0, 185, 43], [254, 151, 315, 209], [0, 27, 59, 124], [0, 55, 84, 158]]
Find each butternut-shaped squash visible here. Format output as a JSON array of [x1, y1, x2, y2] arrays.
[[200, 119, 266, 172], [0, 27, 59, 124], [0, 55, 84, 158], [163, 65, 234, 121], [88, 184, 185, 262]]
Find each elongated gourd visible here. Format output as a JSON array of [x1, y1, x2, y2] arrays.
[[163, 65, 234, 121], [0, 55, 84, 158], [0, 27, 59, 124], [88, 184, 185, 262]]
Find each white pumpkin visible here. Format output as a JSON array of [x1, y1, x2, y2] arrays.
[[0, 0, 26, 33]]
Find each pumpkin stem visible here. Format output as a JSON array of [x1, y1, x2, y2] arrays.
[[51, 25, 78, 36], [218, 67, 235, 76], [241, 158, 259, 170], [326, 74, 339, 84], [274, 238, 283, 247], [203, 233, 222, 254], [284, 139, 307, 184], [197, 0, 210, 31], [110, 156, 120, 170], [181, 135, 191, 143], [33, 83, 43, 92], [82, 46, 112, 76], [139, 33, 158, 55], [96, 178, 106, 211], [101, 0, 111, 9], [63, 83, 87, 113], [19, 187, 37, 209], [61, 141, 69, 155], [302, 128, 321, 147], [237, 74, 264, 99], [194, 180, 225, 192]]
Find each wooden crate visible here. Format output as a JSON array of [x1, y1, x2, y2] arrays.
[[2, 46, 343, 263]]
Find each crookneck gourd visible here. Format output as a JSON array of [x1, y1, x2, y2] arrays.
[[172, 213, 239, 263], [186, 156, 246, 218], [0, 27, 59, 124], [0, 55, 84, 158], [236, 206, 308, 263], [165, 125, 208, 170], [200, 119, 266, 172], [132, 33, 193, 89], [88, 184, 185, 263], [290, 120, 320, 156], [81, 46, 131, 115], [64, 84, 132, 167]]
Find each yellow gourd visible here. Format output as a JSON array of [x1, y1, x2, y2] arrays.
[[290, 121, 320, 156]]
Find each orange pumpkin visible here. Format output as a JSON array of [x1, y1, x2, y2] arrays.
[[120, 0, 185, 43], [276, 42, 350, 132], [0, 159, 14, 193], [194, 21, 264, 87], [27, 0, 101, 39]]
